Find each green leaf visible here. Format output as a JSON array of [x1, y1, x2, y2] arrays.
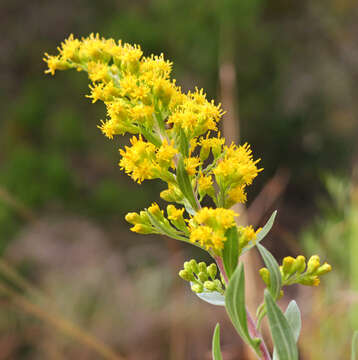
[[284, 301, 301, 342], [352, 331, 358, 360], [257, 244, 282, 299], [176, 155, 198, 211], [177, 128, 190, 157], [273, 301, 301, 360], [223, 226, 239, 279], [241, 210, 277, 255], [225, 263, 261, 356], [212, 323, 223, 360], [264, 290, 298, 360]]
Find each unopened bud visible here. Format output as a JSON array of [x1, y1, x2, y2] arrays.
[[198, 262, 207, 273], [282, 256, 295, 275], [316, 263, 332, 276], [214, 279, 223, 291], [189, 259, 199, 273], [179, 270, 194, 282], [204, 281, 216, 291], [300, 275, 320, 286], [198, 271, 208, 282], [191, 283, 203, 293], [307, 255, 320, 274], [207, 263, 217, 279], [125, 212, 140, 224], [292, 255, 306, 274], [259, 268, 270, 286]]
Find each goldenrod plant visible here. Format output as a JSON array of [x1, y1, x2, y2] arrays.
[[44, 34, 334, 359]]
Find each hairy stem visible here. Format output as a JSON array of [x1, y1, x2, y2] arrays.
[[214, 256, 271, 360]]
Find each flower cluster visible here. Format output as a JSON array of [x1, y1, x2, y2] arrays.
[[44, 35, 330, 301]]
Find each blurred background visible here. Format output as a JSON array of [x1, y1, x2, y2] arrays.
[[0, 0, 358, 359]]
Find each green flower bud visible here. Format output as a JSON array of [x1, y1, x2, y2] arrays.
[[183, 261, 192, 273], [179, 270, 194, 282], [198, 271, 208, 282], [316, 262, 332, 276], [306, 255, 320, 274], [214, 279, 223, 291], [292, 255, 306, 274], [282, 256, 295, 276], [204, 281, 216, 291], [299, 275, 320, 286], [207, 263, 217, 280], [191, 283, 203, 293], [198, 262, 207, 273], [259, 268, 270, 286], [189, 259, 199, 273]]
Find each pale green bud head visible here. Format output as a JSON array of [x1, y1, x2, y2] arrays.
[[198, 262, 207, 273], [198, 271, 208, 282], [292, 255, 306, 274], [207, 263, 217, 279], [307, 255, 321, 274], [189, 259, 199, 273], [214, 279, 223, 290], [316, 262, 332, 276], [204, 281, 216, 291], [191, 283, 203, 293], [183, 261, 192, 273], [179, 270, 194, 282]]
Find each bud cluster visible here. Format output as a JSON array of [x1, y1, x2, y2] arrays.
[[259, 254, 332, 288], [178, 260, 224, 294]]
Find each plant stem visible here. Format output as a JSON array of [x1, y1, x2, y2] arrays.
[[214, 256, 271, 360]]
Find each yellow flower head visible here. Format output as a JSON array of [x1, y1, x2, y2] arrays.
[[119, 136, 158, 183], [189, 207, 237, 252], [184, 157, 201, 176], [156, 139, 178, 167], [214, 142, 261, 188]]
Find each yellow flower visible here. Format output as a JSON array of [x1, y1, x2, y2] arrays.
[[156, 139, 178, 167], [214, 142, 261, 188], [227, 185, 247, 204], [184, 157, 201, 176], [119, 136, 158, 183], [167, 205, 185, 221], [189, 207, 237, 252]]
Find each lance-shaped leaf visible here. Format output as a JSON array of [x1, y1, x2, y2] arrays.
[[241, 211, 277, 255], [223, 226, 239, 279], [265, 290, 298, 360], [257, 244, 282, 300], [176, 155, 198, 211], [273, 300, 301, 360], [225, 263, 261, 356], [352, 331, 358, 360], [212, 323, 223, 360]]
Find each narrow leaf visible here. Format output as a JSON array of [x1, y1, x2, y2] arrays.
[[265, 290, 298, 360], [257, 244, 282, 300], [352, 331, 358, 360], [176, 155, 198, 211], [241, 210, 277, 254], [212, 324, 223, 360], [225, 263, 261, 355], [223, 226, 239, 279], [273, 301, 301, 360], [285, 301, 301, 342]]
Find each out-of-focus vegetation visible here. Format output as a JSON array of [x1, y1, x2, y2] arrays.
[[0, 0, 357, 359], [301, 174, 358, 359]]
